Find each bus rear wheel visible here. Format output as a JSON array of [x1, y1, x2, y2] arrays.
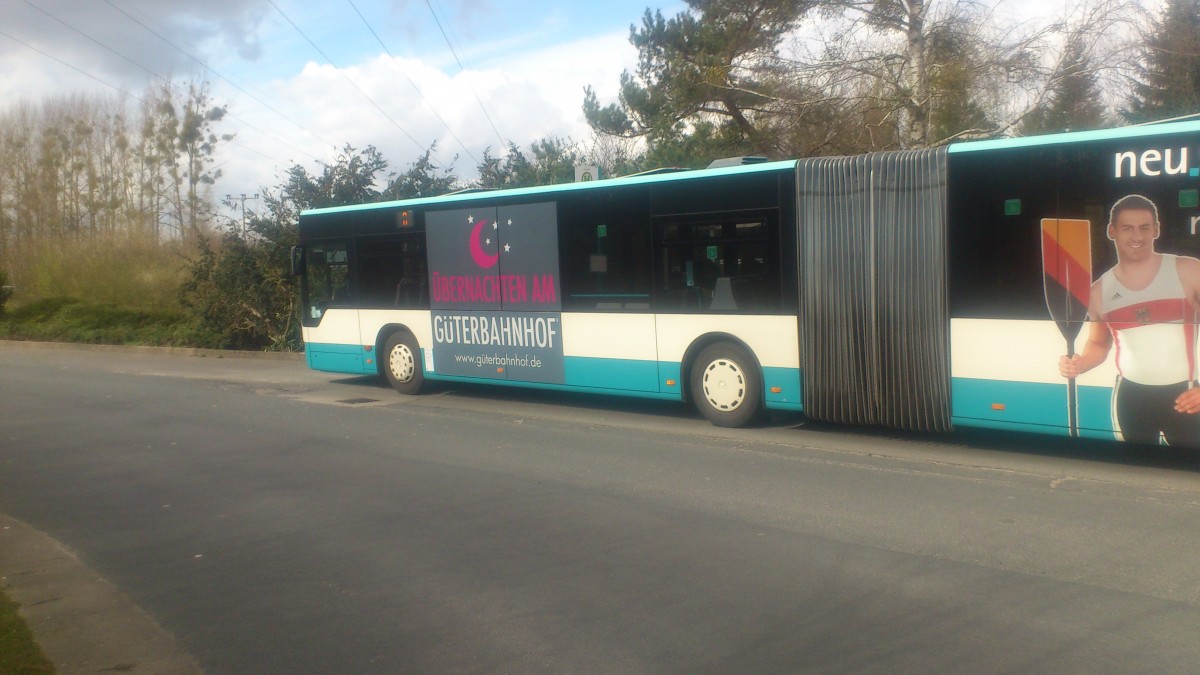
[[384, 331, 424, 395], [690, 342, 762, 428]]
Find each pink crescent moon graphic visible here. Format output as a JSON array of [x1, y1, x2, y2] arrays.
[[468, 218, 499, 269]]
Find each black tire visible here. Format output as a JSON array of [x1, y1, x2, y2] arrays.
[[383, 331, 424, 395], [690, 342, 763, 428]]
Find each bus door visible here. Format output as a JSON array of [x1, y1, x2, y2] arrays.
[[299, 239, 365, 373], [556, 195, 660, 394], [652, 210, 784, 393], [425, 203, 566, 385]]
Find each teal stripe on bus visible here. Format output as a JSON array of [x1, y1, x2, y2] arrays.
[[564, 358, 802, 410], [306, 342, 375, 375], [307, 345, 805, 412], [951, 377, 1116, 439], [563, 355, 662, 393], [301, 160, 799, 217], [762, 366, 803, 411], [948, 119, 1200, 154], [423, 372, 684, 401]]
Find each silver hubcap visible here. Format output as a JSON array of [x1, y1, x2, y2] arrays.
[[389, 343, 415, 383], [701, 357, 746, 411]]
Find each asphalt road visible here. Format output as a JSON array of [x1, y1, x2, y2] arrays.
[[3, 341, 1200, 673]]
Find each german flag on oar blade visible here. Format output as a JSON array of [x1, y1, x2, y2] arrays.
[[1041, 218, 1092, 339], [1041, 218, 1092, 437]]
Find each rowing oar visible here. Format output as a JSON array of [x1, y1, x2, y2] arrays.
[[1041, 218, 1092, 437]]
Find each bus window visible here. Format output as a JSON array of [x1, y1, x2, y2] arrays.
[[655, 215, 780, 313], [560, 211, 652, 311], [356, 234, 428, 309], [302, 242, 349, 325]]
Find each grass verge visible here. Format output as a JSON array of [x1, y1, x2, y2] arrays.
[[0, 589, 54, 674], [0, 297, 197, 347]]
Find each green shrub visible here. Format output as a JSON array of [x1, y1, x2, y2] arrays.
[[180, 232, 300, 351]]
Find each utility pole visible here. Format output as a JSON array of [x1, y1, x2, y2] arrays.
[[226, 193, 259, 234]]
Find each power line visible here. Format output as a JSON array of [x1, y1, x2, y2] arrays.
[[267, 0, 435, 162], [22, 0, 314, 167], [420, 0, 508, 149], [24, 0, 155, 86], [0, 27, 289, 170], [429, 0, 470, 70], [0, 28, 145, 103], [346, 0, 479, 165], [101, 0, 339, 153]]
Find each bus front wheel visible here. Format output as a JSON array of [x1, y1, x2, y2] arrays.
[[690, 342, 762, 428], [383, 331, 425, 395]]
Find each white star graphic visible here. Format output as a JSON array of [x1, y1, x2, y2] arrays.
[[504, 243, 512, 253], [492, 222, 498, 229], [468, 215, 474, 224], [485, 238, 491, 245]]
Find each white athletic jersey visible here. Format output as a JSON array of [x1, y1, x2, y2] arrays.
[[1099, 253, 1198, 385]]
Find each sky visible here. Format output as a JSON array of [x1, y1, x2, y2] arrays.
[[0, 0, 1144, 222], [0, 0, 683, 214]]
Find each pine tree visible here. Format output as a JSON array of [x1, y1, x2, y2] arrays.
[[583, 0, 814, 163], [1022, 36, 1107, 134], [1125, 0, 1200, 123]]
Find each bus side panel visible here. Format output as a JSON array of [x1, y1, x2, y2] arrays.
[[654, 315, 802, 410], [560, 313, 660, 393], [949, 318, 1118, 437], [303, 309, 368, 374]]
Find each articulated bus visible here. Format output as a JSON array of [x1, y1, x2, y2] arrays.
[[294, 120, 1200, 445]]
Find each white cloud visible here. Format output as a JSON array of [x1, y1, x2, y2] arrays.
[[212, 27, 638, 195]]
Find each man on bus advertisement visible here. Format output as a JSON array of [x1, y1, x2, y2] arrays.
[[425, 202, 566, 384], [1058, 194, 1200, 445]]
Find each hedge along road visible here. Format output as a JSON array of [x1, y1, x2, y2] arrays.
[[2, 340, 1200, 673]]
